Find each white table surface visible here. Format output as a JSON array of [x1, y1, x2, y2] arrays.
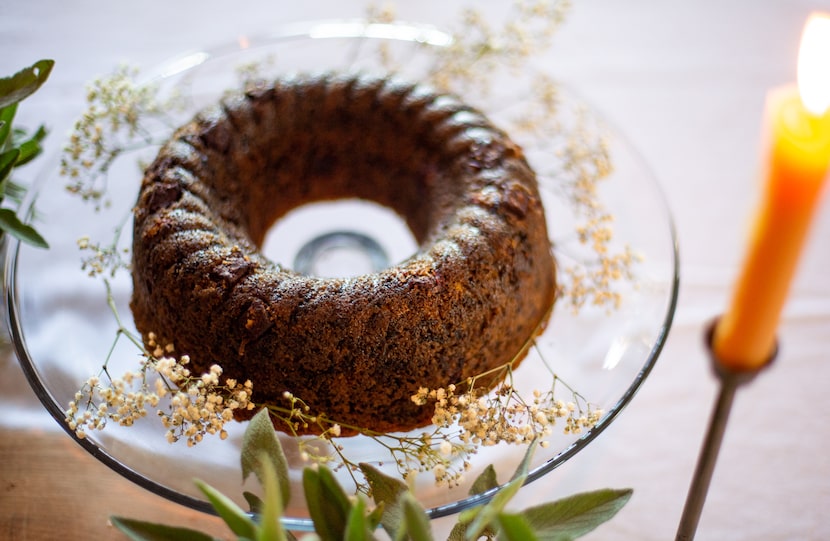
[[2, 1, 829, 539]]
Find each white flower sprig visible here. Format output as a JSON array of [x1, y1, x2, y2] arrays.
[[65, 341, 255, 447], [64, 282, 255, 447], [412, 357, 604, 450], [425, 0, 572, 94], [61, 64, 182, 210]]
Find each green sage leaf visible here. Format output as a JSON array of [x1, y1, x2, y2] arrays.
[[4, 179, 27, 203], [12, 124, 47, 167], [509, 438, 537, 482], [258, 454, 287, 541], [448, 511, 496, 541], [0, 59, 55, 110], [464, 445, 537, 541], [447, 521, 467, 541], [464, 473, 526, 541], [344, 497, 376, 541], [447, 464, 499, 541], [469, 464, 499, 496], [109, 516, 221, 541], [243, 491, 265, 515], [303, 466, 352, 541], [497, 513, 539, 541], [359, 462, 408, 536], [241, 408, 291, 505], [320, 465, 354, 516], [0, 105, 16, 150], [366, 502, 385, 532], [520, 488, 633, 540], [0, 148, 20, 183], [447, 463, 503, 541], [395, 492, 433, 541], [194, 479, 258, 540], [0, 207, 49, 248]]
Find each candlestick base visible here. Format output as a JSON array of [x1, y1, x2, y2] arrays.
[[674, 318, 777, 541]]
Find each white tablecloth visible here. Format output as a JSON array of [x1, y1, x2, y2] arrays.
[[2, 1, 829, 539]]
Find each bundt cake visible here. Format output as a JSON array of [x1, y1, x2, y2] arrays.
[[130, 73, 556, 434]]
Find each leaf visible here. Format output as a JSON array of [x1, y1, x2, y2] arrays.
[[12, 124, 47, 167], [194, 479, 258, 540], [463, 445, 538, 541], [508, 438, 538, 482], [4, 179, 27, 203], [241, 408, 292, 505], [446, 521, 468, 541], [243, 491, 265, 515], [0, 104, 16, 148], [318, 466, 354, 517], [344, 497, 376, 541], [453, 449, 542, 541], [0, 207, 49, 248], [469, 464, 499, 496], [520, 488, 633, 541], [109, 516, 220, 541], [365, 502, 385, 531], [0, 149, 20, 183], [303, 466, 352, 541], [448, 510, 497, 541], [395, 492, 433, 541], [0, 59, 55, 110], [258, 453, 288, 541], [464, 472, 526, 541], [359, 462, 408, 536], [447, 464, 500, 541], [360, 463, 408, 505], [343, 498, 366, 541], [497, 513, 539, 541]]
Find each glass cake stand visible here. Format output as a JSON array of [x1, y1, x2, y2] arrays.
[[3, 20, 679, 530]]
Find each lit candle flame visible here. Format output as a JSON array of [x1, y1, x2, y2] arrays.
[[797, 13, 830, 116]]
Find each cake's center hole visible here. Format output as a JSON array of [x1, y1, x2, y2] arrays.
[[294, 231, 387, 277], [261, 199, 418, 278]]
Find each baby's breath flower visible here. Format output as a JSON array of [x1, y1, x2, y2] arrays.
[[65, 337, 254, 448], [412, 363, 604, 451], [432, 463, 447, 484], [426, 0, 570, 93], [76, 234, 130, 278], [61, 65, 183, 210], [439, 440, 453, 456]]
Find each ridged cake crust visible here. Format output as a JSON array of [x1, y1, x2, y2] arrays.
[[131, 73, 556, 434]]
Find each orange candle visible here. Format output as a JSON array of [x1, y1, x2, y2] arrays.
[[713, 13, 830, 371]]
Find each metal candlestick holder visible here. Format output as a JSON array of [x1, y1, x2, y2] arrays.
[[675, 319, 777, 541]]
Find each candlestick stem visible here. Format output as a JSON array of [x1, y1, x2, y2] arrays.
[[674, 320, 776, 541]]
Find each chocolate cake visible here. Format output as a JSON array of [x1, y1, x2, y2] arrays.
[[130, 73, 556, 434]]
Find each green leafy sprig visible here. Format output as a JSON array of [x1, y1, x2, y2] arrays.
[[111, 408, 632, 541], [0, 59, 53, 248]]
